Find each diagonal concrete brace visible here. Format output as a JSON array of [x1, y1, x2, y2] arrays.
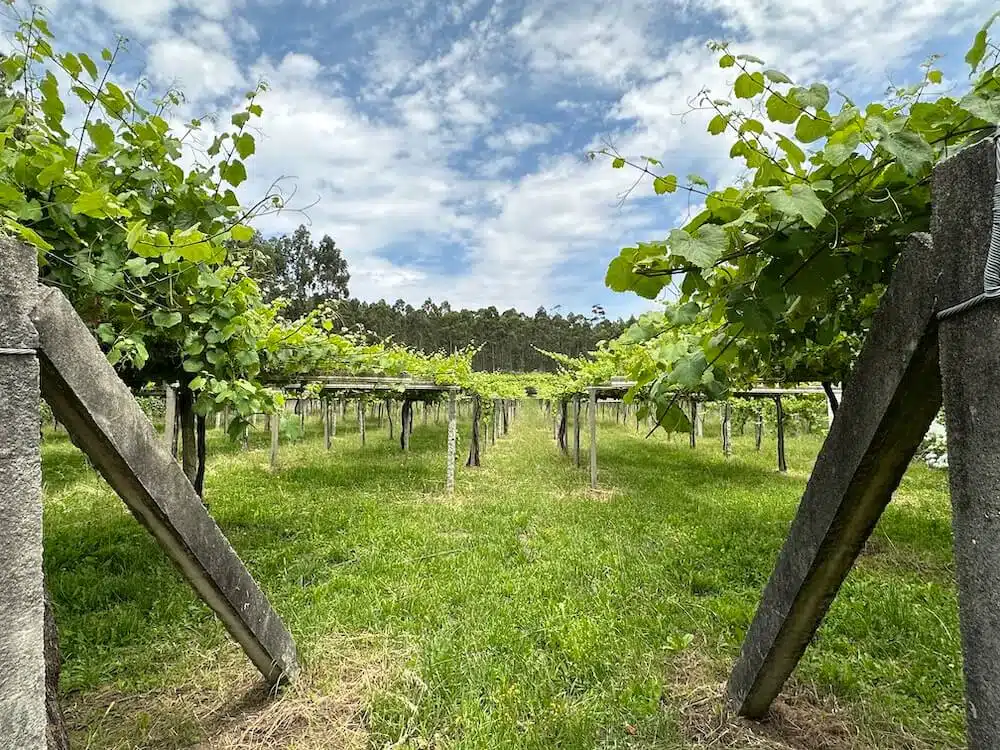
[[31, 285, 298, 686], [727, 232, 943, 718]]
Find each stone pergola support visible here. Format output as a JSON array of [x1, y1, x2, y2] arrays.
[[32, 285, 299, 687], [0, 238, 46, 748]]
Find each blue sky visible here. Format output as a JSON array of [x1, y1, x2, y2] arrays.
[[35, 0, 999, 318]]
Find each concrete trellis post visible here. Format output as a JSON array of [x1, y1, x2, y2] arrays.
[[270, 408, 280, 469], [689, 399, 698, 449], [588, 388, 598, 489], [0, 238, 46, 749], [323, 396, 331, 450], [755, 406, 764, 452], [727, 233, 943, 722], [29, 279, 299, 689], [722, 402, 732, 457], [933, 141, 1000, 747], [446, 390, 457, 493]]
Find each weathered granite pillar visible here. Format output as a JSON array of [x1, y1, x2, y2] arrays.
[[446, 390, 457, 493], [270, 407, 280, 469], [0, 237, 46, 748], [689, 399, 698, 449], [32, 286, 298, 686], [727, 232, 943, 718], [934, 138, 1000, 749], [588, 388, 598, 489], [721, 402, 732, 457]]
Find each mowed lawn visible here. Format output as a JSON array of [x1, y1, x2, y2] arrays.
[[42, 402, 962, 749]]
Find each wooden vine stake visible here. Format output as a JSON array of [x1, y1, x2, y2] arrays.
[[466, 395, 481, 467], [775, 396, 787, 472], [573, 396, 582, 467]]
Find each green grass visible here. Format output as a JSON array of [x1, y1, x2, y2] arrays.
[[42, 402, 963, 748]]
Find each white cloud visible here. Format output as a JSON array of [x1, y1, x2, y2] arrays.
[[148, 36, 245, 101], [43, 0, 1000, 316], [486, 123, 555, 151]]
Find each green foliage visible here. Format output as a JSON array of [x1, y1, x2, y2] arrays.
[[42, 408, 962, 748], [1, 13, 284, 424], [595, 20, 1000, 398], [250, 224, 350, 319]]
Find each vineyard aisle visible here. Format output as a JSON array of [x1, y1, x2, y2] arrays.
[[46, 404, 961, 749]]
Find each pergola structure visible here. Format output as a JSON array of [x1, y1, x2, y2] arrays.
[[574, 381, 838, 489], [268, 376, 463, 491]]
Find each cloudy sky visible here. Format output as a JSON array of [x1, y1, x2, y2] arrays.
[[32, 0, 998, 317]]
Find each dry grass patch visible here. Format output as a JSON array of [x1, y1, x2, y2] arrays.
[[65, 634, 408, 750], [667, 650, 939, 750]]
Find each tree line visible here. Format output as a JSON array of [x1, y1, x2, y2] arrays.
[[249, 224, 630, 372]]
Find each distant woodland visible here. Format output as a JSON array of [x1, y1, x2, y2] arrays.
[[249, 225, 631, 372]]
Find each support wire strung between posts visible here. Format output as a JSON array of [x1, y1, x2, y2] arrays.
[[938, 131, 1000, 320]]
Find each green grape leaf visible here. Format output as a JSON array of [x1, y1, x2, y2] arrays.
[[668, 224, 727, 268], [795, 83, 829, 111], [669, 351, 709, 388], [235, 132, 255, 159], [881, 130, 933, 175], [764, 69, 792, 84], [958, 91, 1000, 124], [765, 93, 799, 124], [78, 53, 98, 80], [708, 114, 729, 135], [734, 72, 765, 99], [230, 224, 255, 242], [86, 120, 116, 154], [152, 310, 183, 328], [765, 184, 827, 228], [221, 159, 248, 187], [823, 128, 861, 166], [794, 113, 830, 143], [966, 11, 1000, 69], [653, 175, 678, 195]]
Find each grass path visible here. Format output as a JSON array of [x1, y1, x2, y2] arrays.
[[43, 402, 962, 748]]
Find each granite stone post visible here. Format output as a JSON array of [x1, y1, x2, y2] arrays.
[[588, 388, 598, 489], [934, 138, 1000, 749], [32, 286, 298, 686], [722, 402, 732, 457], [270, 407, 280, 469], [0, 237, 46, 749], [323, 396, 331, 450], [727, 233, 943, 719], [446, 391, 457, 493], [689, 399, 698, 449]]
